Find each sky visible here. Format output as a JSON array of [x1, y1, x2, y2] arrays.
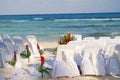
[[0, 0, 120, 15]]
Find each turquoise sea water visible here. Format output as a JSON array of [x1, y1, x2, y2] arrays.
[[0, 13, 120, 41]]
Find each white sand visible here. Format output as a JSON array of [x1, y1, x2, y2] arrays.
[[0, 42, 120, 80]]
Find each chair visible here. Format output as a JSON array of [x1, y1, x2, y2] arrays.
[[67, 41, 84, 65], [52, 45, 70, 78], [98, 37, 111, 50], [0, 35, 3, 42], [115, 36, 120, 40], [26, 35, 43, 57], [13, 35, 35, 63], [12, 36, 25, 55], [74, 34, 82, 41], [0, 42, 19, 68], [52, 45, 80, 78], [105, 43, 120, 75], [81, 44, 105, 76], [62, 48, 80, 77], [1, 34, 11, 39], [83, 37, 95, 40], [2, 36, 15, 58]]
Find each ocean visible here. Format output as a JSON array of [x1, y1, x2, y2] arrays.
[[0, 12, 120, 41]]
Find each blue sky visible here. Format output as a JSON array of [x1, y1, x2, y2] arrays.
[[0, 0, 120, 15]]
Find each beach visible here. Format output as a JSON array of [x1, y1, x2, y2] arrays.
[[0, 41, 120, 80], [0, 13, 120, 80]]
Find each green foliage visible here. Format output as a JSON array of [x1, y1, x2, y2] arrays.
[[6, 57, 17, 67], [39, 49, 44, 55], [58, 32, 76, 45], [20, 50, 31, 58]]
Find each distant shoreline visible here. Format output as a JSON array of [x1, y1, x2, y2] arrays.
[[0, 12, 120, 16]]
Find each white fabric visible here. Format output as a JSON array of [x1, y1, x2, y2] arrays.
[[62, 50, 80, 77], [115, 36, 120, 40], [0, 42, 14, 68], [55, 45, 66, 61], [74, 34, 82, 41], [0, 36, 3, 42], [81, 45, 105, 76], [26, 35, 43, 57], [52, 45, 80, 78], [52, 45, 69, 78], [104, 43, 120, 75], [115, 44, 120, 62], [83, 37, 95, 41], [13, 36, 25, 55], [67, 41, 83, 65], [2, 37, 15, 58], [52, 60, 69, 78], [1, 34, 11, 39]]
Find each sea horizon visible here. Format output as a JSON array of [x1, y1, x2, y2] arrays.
[[0, 12, 120, 42], [0, 12, 120, 16]]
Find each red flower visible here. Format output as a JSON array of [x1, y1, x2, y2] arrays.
[[40, 56, 45, 64], [26, 45, 28, 49], [14, 51, 17, 59], [37, 43, 40, 51], [68, 33, 71, 41]]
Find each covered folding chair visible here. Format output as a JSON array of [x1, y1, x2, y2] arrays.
[[115, 36, 120, 40], [62, 48, 80, 77], [105, 43, 120, 75], [74, 34, 82, 41], [13, 35, 35, 63], [0, 42, 21, 68], [12, 36, 25, 55], [0, 35, 3, 42], [52, 45, 70, 78], [2, 36, 15, 59], [26, 35, 43, 57], [52, 45, 80, 78], [1, 34, 11, 39], [67, 41, 84, 66], [81, 44, 105, 76]]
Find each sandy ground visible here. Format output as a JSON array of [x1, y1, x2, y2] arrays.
[[0, 42, 120, 80]]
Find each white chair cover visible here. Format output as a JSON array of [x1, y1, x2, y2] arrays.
[[52, 45, 80, 78], [26, 35, 43, 57], [81, 44, 105, 76], [98, 37, 111, 46], [1, 34, 11, 39], [13, 36, 35, 63], [62, 49, 80, 77], [83, 37, 95, 41], [2, 36, 15, 57], [105, 44, 120, 75], [0, 42, 14, 68], [52, 45, 69, 78], [12, 36, 25, 55], [67, 41, 84, 65], [115, 36, 120, 40], [74, 34, 82, 41], [0, 35, 3, 42]]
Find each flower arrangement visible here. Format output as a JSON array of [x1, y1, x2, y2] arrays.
[[58, 32, 76, 44], [6, 51, 17, 67], [37, 43, 51, 78], [20, 45, 31, 62], [37, 43, 43, 55]]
